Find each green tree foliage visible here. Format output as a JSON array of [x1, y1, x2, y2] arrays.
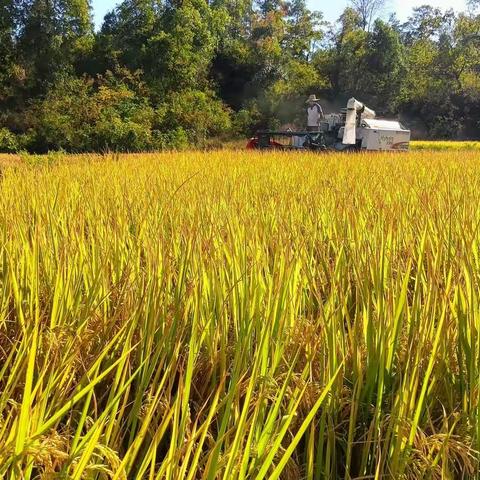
[[316, 7, 367, 97], [18, 72, 230, 152], [0, 0, 479, 151], [157, 89, 232, 143], [95, 0, 160, 74], [22, 73, 156, 152], [212, 0, 323, 131], [16, 0, 93, 91], [0, 1, 15, 78], [0, 1, 17, 102], [349, 0, 385, 31], [97, 0, 226, 92], [156, 0, 227, 91], [361, 19, 405, 111], [399, 6, 480, 137]]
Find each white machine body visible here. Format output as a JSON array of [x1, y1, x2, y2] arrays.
[[322, 97, 411, 151], [359, 119, 410, 151]]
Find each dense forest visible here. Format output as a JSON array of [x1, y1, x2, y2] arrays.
[[0, 0, 479, 152]]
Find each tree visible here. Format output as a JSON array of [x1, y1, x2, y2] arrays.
[[327, 7, 367, 95], [157, 89, 232, 144], [95, 0, 161, 74], [397, 6, 480, 138], [211, 0, 320, 119], [349, 0, 385, 31], [353, 19, 405, 111], [153, 0, 227, 91], [401, 6, 455, 44], [0, 1, 16, 100], [16, 0, 93, 92], [467, 0, 480, 11], [25, 72, 163, 152], [98, 0, 226, 93], [1, 0, 480, 152], [285, 0, 323, 60]]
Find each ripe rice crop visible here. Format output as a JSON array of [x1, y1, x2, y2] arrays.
[[0, 150, 479, 479], [411, 141, 480, 150]]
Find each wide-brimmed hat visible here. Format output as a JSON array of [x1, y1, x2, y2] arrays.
[[306, 94, 319, 103]]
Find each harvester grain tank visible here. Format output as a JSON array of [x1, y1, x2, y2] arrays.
[[246, 97, 411, 152]]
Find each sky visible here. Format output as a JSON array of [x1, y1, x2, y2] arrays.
[[91, 0, 468, 29]]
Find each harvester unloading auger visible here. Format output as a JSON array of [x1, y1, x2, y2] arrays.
[[246, 97, 411, 152]]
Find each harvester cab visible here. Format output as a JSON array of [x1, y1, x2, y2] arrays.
[[247, 97, 411, 152]]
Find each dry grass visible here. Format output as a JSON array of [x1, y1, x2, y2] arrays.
[[0, 154, 22, 168], [0, 149, 479, 479]]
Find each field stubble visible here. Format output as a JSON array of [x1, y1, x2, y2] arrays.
[[0, 150, 479, 479]]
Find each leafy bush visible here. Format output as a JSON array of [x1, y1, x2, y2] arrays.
[[92, 85, 156, 152], [29, 76, 96, 152], [1, 75, 234, 152], [0, 128, 19, 153], [232, 105, 263, 136], [158, 90, 232, 145], [153, 127, 190, 150], [22, 75, 158, 152]]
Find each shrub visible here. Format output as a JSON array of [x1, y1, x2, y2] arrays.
[[158, 90, 232, 145], [0, 128, 19, 153]]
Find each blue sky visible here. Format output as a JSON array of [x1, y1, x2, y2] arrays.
[[91, 0, 468, 29]]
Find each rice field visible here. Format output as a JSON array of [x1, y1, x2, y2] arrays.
[[0, 150, 479, 479], [411, 141, 480, 150]]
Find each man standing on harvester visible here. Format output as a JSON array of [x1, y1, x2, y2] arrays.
[[246, 96, 410, 151], [306, 94, 324, 131]]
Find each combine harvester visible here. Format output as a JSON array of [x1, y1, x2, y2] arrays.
[[247, 98, 411, 152]]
